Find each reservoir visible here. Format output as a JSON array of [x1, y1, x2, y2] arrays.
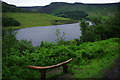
[[16, 23, 82, 46]]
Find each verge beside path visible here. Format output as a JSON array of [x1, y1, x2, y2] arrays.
[[103, 57, 120, 79]]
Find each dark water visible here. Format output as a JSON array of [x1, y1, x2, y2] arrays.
[[16, 23, 86, 46]]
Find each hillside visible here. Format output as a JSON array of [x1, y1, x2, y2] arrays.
[[20, 2, 119, 16], [2, 13, 72, 29], [19, 6, 43, 12], [2, 1, 30, 13], [2, 1, 78, 29]]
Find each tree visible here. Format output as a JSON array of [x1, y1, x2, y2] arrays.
[[87, 15, 103, 25], [55, 28, 66, 44]]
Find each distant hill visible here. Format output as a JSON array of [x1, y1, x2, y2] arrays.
[[19, 6, 42, 12], [20, 2, 119, 16], [2, 1, 30, 13]]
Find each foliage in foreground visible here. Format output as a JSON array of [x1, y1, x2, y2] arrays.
[[2, 29, 120, 79], [71, 53, 119, 78]]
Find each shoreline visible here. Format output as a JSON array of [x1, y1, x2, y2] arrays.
[[3, 22, 79, 30]]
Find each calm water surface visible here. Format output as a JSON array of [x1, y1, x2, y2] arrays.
[[16, 23, 82, 46]]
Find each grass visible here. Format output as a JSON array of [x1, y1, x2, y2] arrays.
[[2, 13, 71, 30], [71, 53, 119, 78]]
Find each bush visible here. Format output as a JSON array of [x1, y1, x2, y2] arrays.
[[87, 15, 103, 25], [80, 14, 120, 43], [80, 30, 97, 42], [2, 28, 18, 56], [55, 28, 66, 45], [2, 17, 20, 27], [93, 14, 120, 40], [79, 19, 97, 42]]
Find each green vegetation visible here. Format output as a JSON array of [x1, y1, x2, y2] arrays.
[[20, 2, 118, 22], [55, 28, 66, 44], [80, 14, 120, 42], [2, 17, 20, 27], [55, 11, 88, 20], [27, 2, 118, 17], [2, 28, 120, 79], [2, 13, 72, 29], [2, 15, 120, 78], [2, 2, 120, 79], [52, 20, 78, 25], [71, 53, 119, 78], [2, 1, 30, 13]]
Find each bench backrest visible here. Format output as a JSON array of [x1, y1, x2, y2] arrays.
[[28, 58, 73, 70]]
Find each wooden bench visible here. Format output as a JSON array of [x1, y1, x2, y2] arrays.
[[28, 58, 72, 80]]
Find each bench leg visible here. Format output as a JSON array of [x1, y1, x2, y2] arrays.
[[63, 64, 67, 73], [41, 70, 46, 80]]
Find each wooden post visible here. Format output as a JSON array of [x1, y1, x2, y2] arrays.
[[41, 70, 46, 80], [63, 64, 67, 73]]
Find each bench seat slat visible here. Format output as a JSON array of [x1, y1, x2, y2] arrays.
[[28, 58, 72, 70]]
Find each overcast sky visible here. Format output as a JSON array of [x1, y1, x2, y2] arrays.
[[2, 0, 120, 7]]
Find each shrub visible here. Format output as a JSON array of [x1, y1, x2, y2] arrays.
[[2, 28, 18, 56], [80, 14, 120, 43], [2, 17, 20, 27], [79, 19, 97, 42], [55, 28, 66, 45], [87, 15, 103, 25]]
